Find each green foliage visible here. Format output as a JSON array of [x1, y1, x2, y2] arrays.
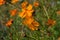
[[0, 0, 60, 40]]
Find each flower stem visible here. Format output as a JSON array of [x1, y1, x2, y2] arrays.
[[43, 6, 49, 19]]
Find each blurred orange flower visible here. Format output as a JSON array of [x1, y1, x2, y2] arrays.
[[10, 9, 17, 16], [19, 9, 26, 18], [56, 10, 60, 15], [28, 24, 38, 30], [19, 4, 40, 30], [0, 0, 5, 6], [21, 1, 28, 9], [19, 4, 34, 18], [11, 0, 19, 4], [23, 17, 39, 30], [6, 19, 13, 27], [27, 4, 33, 10], [33, 1, 39, 7], [29, 21, 39, 30], [32, 20, 39, 27], [28, 21, 39, 30], [23, 17, 34, 25], [26, 4, 34, 17], [46, 19, 56, 26]]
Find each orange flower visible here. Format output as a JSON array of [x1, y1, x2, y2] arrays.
[[26, 10, 34, 17], [33, 1, 39, 7], [27, 4, 33, 11], [23, 17, 34, 25], [26, 4, 34, 17], [32, 20, 39, 27], [23, 17, 39, 30], [28, 21, 39, 30], [11, 0, 19, 4], [10, 9, 17, 16], [56, 10, 60, 15], [0, 0, 5, 6], [19, 9, 26, 18], [19, 4, 34, 18], [46, 19, 56, 26], [19, 4, 40, 30], [6, 19, 13, 27], [21, 1, 28, 9], [28, 24, 38, 30]]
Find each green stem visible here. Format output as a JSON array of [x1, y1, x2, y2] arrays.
[[39, 0, 49, 19], [43, 6, 49, 19]]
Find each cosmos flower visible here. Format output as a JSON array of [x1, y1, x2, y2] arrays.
[[23, 17, 39, 30], [21, 1, 28, 9], [10, 9, 17, 16], [0, 0, 5, 6], [28, 20, 39, 30], [56, 10, 60, 15], [46, 19, 56, 26], [19, 4, 34, 18], [26, 4, 33, 11], [19, 9, 26, 18], [33, 1, 39, 7], [6, 19, 13, 27], [23, 17, 34, 25], [19, 4, 39, 30]]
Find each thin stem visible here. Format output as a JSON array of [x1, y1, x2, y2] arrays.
[[43, 6, 49, 19], [39, 0, 49, 19]]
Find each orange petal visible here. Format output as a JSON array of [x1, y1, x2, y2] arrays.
[[26, 17, 34, 25], [19, 12, 26, 18], [23, 17, 34, 25], [26, 10, 34, 17], [19, 9, 27, 18], [21, 1, 28, 9], [32, 21, 39, 27], [27, 4, 33, 11], [6, 19, 13, 27], [11, 0, 19, 4], [28, 24, 38, 30], [28, 24, 35, 30]]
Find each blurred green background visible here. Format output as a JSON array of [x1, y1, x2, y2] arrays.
[[0, 0, 60, 40]]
